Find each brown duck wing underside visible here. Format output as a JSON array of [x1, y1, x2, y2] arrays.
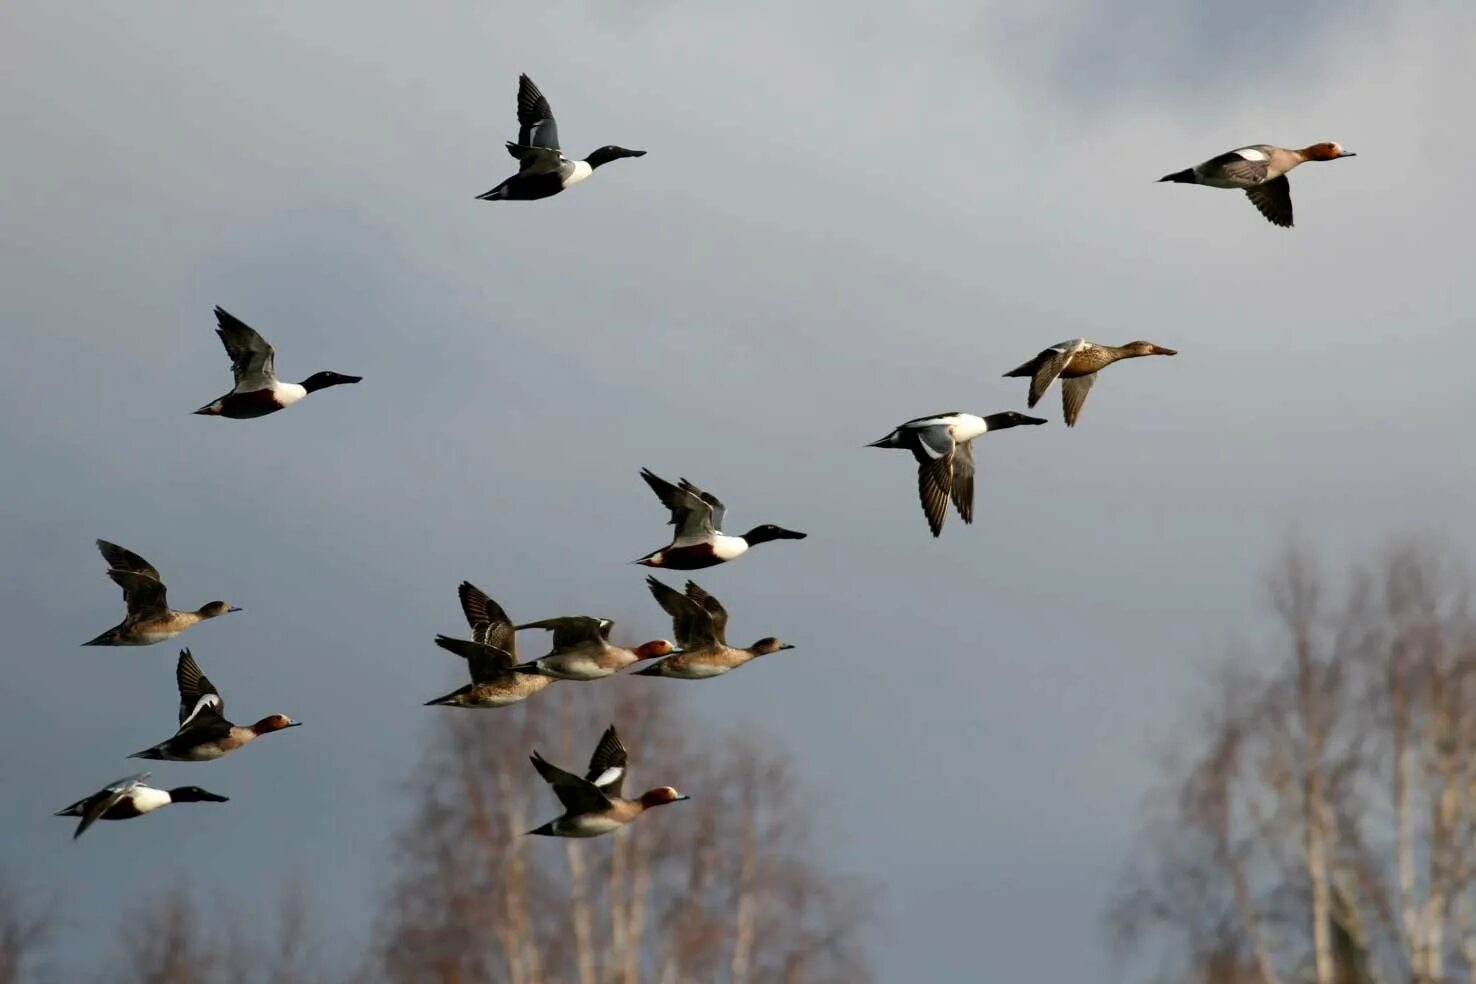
[[914, 453, 953, 538], [96, 540, 160, 580], [949, 441, 975, 525], [1244, 176, 1293, 228], [1028, 347, 1076, 407], [108, 569, 168, 616], [1061, 373, 1097, 427], [434, 635, 516, 681], [684, 582, 729, 646]]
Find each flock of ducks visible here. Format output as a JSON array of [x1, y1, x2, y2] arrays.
[[57, 74, 1356, 841]]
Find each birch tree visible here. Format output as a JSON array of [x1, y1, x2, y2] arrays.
[[373, 682, 875, 984], [1110, 543, 1476, 984]]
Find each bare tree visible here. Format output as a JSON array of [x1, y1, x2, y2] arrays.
[[373, 680, 875, 984], [1110, 542, 1476, 984], [108, 882, 327, 984], [0, 875, 49, 984]]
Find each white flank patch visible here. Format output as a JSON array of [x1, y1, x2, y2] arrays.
[[711, 536, 749, 560], [564, 160, 594, 187], [274, 382, 307, 406], [131, 787, 173, 814], [1234, 147, 1268, 161]]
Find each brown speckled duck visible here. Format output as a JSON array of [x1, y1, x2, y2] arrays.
[[425, 582, 557, 708], [84, 540, 240, 646], [634, 577, 793, 679], [1004, 339, 1176, 427]]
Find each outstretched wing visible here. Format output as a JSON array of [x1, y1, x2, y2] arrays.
[[645, 576, 717, 649], [584, 724, 628, 799], [96, 540, 160, 581], [434, 635, 516, 681], [684, 581, 730, 646], [1244, 175, 1293, 228], [176, 648, 225, 726], [75, 773, 151, 839], [1028, 339, 1086, 408], [529, 751, 612, 814], [108, 569, 168, 616], [1061, 373, 1097, 427], [514, 74, 560, 151], [457, 581, 515, 654], [518, 616, 612, 652], [213, 307, 277, 391], [640, 469, 720, 541], [949, 440, 975, 525]]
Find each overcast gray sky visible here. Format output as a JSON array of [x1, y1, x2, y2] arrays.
[[3, 0, 1475, 980]]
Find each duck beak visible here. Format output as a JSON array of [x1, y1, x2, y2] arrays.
[[203, 792, 230, 803], [779, 644, 796, 651], [675, 794, 691, 801], [779, 529, 807, 540], [1021, 415, 1048, 426], [1153, 346, 1178, 356], [285, 721, 303, 728], [1339, 150, 1357, 158], [227, 606, 243, 613], [342, 375, 364, 384]]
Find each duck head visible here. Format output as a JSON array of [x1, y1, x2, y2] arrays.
[[750, 637, 795, 655], [741, 524, 807, 546], [301, 371, 363, 393], [1302, 141, 1355, 161], [251, 714, 301, 735], [585, 145, 647, 168], [638, 786, 690, 807], [168, 786, 230, 804], [197, 601, 243, 618], [633, 639, 677, 660], [1121, 341, 1177, 358]]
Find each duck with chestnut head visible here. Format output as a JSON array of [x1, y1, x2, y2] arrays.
[[526, 725, 689, 838], [1158, 141, 1355, 227], [129, 649, 300, 762]]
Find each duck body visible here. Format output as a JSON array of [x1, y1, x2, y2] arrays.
[[192, 307, 360, 418], [55, 773, 228, 839], [130, 649, 299, 762], [635, 469, 806, 570], [867, 411, 1046, 536], [477, 75, 644, 203], [1158, 141, 1355, 228], [425, 582, 557, 708], [526, 725, 688, 838], [1004, 339, 1176, 427], [510, 616, 674, 681], [84, 540, 240, 646], [634, 577, 793, 680]]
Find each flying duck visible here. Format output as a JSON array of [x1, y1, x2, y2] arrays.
[[476, 74, 645, 202], [634, 577, 793, 679], [55, 772, 227, 840], [84, 540, 240, 646], [527, 725, 688, 838], [635, 469, 806, 570], [193, 306, 360, 418], [1004, 339, 1176, 427], [1158, 142, 1355, 228], [129, 649, 300, 762], [511, 616, 674, 681], [425, 582, 557, 708], [867, 411, 1047, 537]]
